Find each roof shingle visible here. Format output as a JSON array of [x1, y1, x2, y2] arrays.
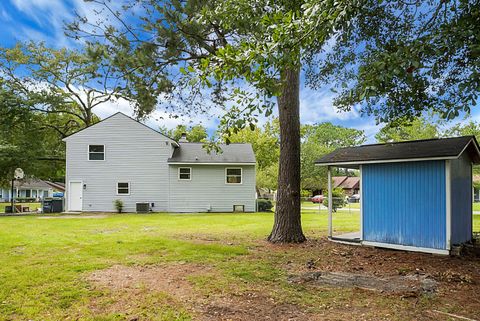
[[168, 143, 256, 164], [316, 136, 480, 166]]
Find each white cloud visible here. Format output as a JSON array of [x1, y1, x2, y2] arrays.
[[8, 0, 72, 46], [299, 88, 360, 124], [7, 0, 124, 47], [93, 97, 221, 132]]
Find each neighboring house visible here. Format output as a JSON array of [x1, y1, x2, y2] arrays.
[[63, 112, 256, 213], [0, 178, 64, 202], [473, 175, 480, 202], [332, 176, 360, 195], [317, 136, 479, 255]]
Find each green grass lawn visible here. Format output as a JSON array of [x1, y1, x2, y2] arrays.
[[0, 202, 41, 213], [473, 202, 480, 211], [0, 211, 479, 320]]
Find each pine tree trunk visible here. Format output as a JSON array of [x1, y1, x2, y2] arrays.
[[267, 66, 306, 243]]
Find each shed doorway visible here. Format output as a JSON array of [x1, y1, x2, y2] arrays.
[[326, 165, 362, 244]]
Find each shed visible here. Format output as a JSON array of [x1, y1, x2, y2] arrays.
[[315, 136, 480, 255]]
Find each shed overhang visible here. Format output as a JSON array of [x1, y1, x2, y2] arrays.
[[315, 136, 480, 168]]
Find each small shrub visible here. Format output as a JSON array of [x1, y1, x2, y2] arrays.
[[300, 189, 311, 198], [323, 188, 346, 212], [114, 199, 124, 213], [256, 199, 273, 212]]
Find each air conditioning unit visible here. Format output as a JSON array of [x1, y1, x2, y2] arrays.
[[136, 202, 150, 213]]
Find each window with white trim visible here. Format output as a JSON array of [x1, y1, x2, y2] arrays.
[[226, 168, 242, 184], [89, 145, 105, 160], [117, 182, 130, 195], [178, 167, 191, 180]]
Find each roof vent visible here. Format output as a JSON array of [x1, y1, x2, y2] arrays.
[[179, 133, 188, 143]]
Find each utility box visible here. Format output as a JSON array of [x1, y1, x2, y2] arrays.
[[136, 202, 150, 213], [43, 198, 64, 213]]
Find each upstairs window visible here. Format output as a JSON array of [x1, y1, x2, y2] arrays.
[[178, 167, 191, 180], [89, 145, 105, 160], [117, 182, 130, 195], [226, 168, 242, 184]]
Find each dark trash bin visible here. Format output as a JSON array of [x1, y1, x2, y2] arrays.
[[43, 198, 64, 213]]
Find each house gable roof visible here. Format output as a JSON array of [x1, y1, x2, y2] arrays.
[[62, 112, 179, 146], [168, 142, 256, 164], [332, 176, 348, 188], [342, 177, 360, 189], [332, 176, 360, 189], [316, 136, 480, 167], [12, 178, 52, 190]]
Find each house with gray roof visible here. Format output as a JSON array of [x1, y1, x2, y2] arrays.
[[0, 178, 64, 202], [63, 112, 256, 213]]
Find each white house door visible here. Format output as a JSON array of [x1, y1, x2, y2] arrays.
[[69, 182, 82, 211]]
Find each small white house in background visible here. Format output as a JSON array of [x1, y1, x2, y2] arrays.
[[0, 179, 64, 202], [62, 112, 256, 213]]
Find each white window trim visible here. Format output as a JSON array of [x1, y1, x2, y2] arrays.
[[116, 182, 130, 195], [88, 144, 106, 161], [225, 167, 243, 185], [178, 167, 192, 180]]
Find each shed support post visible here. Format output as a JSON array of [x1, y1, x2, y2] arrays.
[[328, 166, 333, 238]]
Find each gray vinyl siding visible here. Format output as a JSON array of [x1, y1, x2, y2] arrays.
[[64, 113, 174, 212], [450, 152, 473, 245], [168, 165, 256, 212]]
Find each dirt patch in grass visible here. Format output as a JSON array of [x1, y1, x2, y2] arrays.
[[264, 238, 480, 320], [87, 263, 207, 301], [289, 271, 437, 295], [87, 263, 314, 320]]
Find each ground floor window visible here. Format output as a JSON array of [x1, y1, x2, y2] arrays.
[[117, 182, 130, 195], [178, 167, 192, 180]]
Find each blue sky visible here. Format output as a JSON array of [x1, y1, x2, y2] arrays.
[[0, 0, 476, 143]]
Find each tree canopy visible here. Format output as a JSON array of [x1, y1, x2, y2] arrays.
[[0, 42, 116, 130], [162, 124, 209, 142], [301, 123, 365, 192], [375, 117, 440, 143], [0, 84, 67, 183], [315, 1, 480, 123]]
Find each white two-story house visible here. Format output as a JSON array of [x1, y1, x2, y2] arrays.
[[63, 112, 256, 213]]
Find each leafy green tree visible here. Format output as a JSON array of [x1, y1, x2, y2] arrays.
[[301, 123, 365, 193], [0, 42, 115, 130], [315, 1, 480, 123], [447, 121, 480, 140], [0, 86, 66, 183], [256, 164, 279, 191], [446, 120, 480, 174], [375, 117, 440, 143], [302, 123, 367, 149], [162, 124, 209, 142], [323, 188, 346, 212]]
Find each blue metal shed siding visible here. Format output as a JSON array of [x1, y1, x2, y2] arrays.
[[450, 153, 473, 245], [362, 161, 446, 250]]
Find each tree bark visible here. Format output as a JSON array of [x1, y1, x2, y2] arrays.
[[267, 66, 306, 243]]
